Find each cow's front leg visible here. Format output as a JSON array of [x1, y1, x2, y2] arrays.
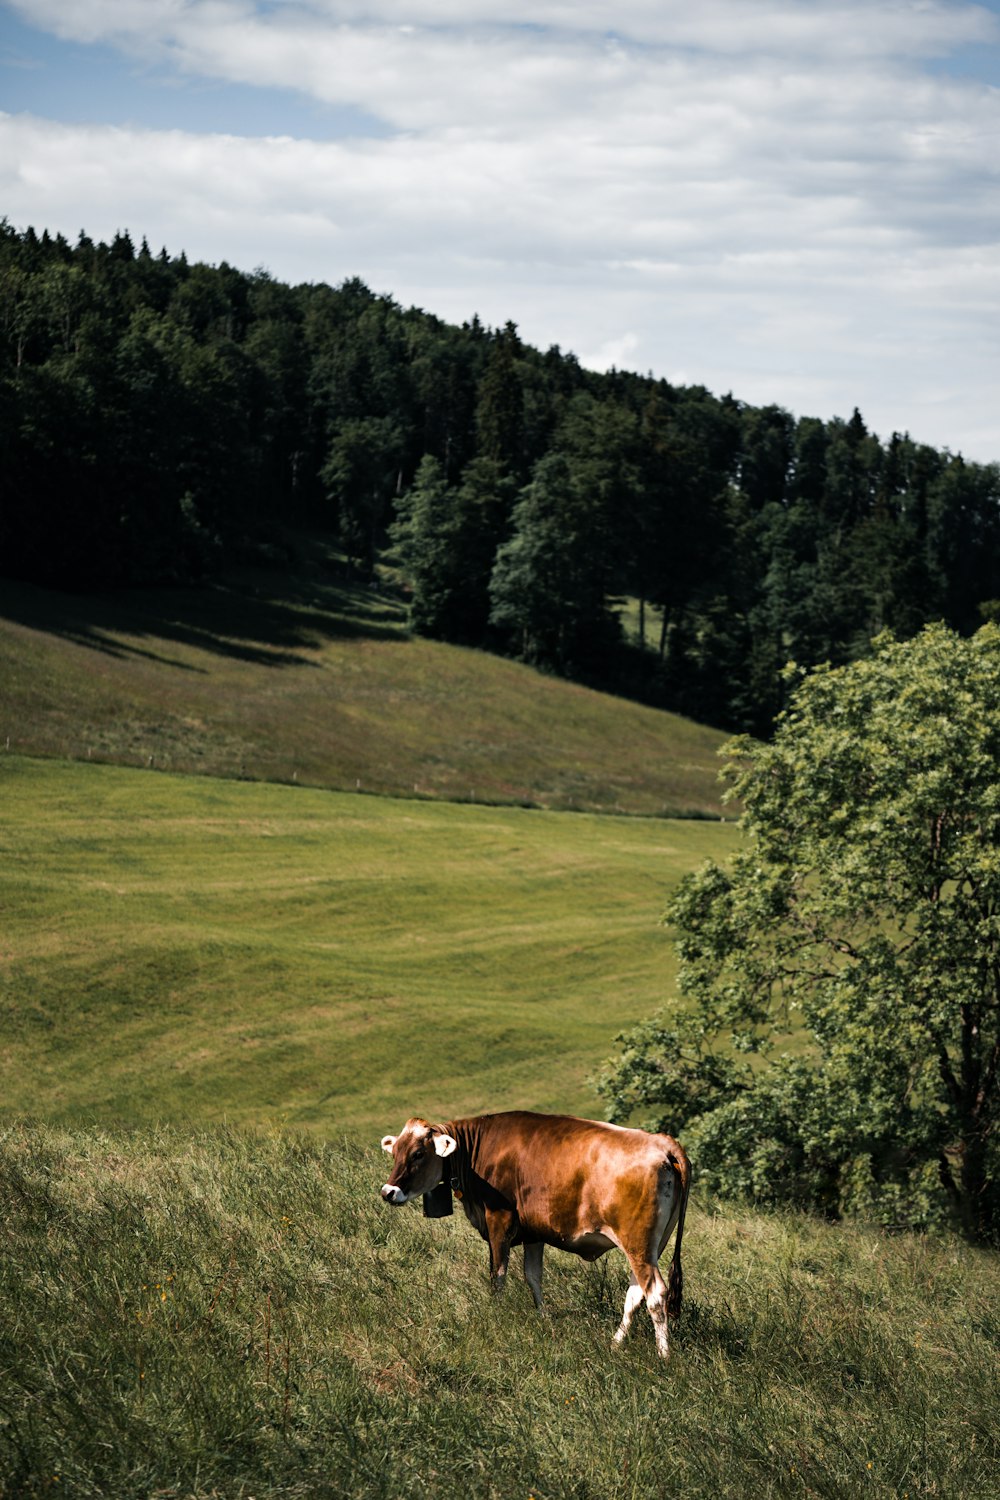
[[485, 1208, 518, 1293], [523, 1241, 545, 1310]]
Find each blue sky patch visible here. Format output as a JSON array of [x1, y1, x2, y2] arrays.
[[0, 8, 390, 139]]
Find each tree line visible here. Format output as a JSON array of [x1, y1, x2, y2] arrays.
[[3, 219, 999, 734]]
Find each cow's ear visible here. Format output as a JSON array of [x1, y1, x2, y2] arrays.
[[381, 1134, 397, 1155], [433, 1133, 457, 1158]]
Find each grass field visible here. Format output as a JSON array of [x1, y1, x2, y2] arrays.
[[3, 569, 998, 1499], [1, 1121, 996, 1499], [0, 755, 736, 1136], [0, 544, 726, 817]]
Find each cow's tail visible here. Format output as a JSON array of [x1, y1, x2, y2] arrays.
[[665, 1153, 690, 1321]]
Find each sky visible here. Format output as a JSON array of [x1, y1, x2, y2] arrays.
[[1, 1, 999, 462]]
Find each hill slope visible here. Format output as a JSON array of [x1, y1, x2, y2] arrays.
[[0, 756, 736, 1135], [0, 537, 727, 817], [1, 1121, 996, 1499]]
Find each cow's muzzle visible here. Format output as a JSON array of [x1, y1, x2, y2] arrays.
[[381, 1184, 408, 1205]]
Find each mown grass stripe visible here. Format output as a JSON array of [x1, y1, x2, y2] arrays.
[[0, 756, 736, 1134]]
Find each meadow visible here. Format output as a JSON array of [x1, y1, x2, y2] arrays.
[[0, 755, 735, 1136], [2, 755, 998, 1498], [1, 1120, 996, 1499], [0, 544, 725, 818], [1, 560, 998, 1499]]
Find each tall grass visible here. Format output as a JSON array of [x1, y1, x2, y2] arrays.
[[0, 1122, 996, 1499]]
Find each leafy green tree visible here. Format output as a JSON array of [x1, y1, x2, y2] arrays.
[[321, 415, 404, 573], [393, 452, 515, 643], [489, 450, 620, 674], [599, 624, 1000, 1240], [390, 454, 455, 634], [442, 456, 516, 641]]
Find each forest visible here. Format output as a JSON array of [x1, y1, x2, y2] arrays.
[[3, 218, 999, 735]]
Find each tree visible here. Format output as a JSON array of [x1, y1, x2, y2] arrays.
[[321, 415, 404, 573], [392, 454, 515, 643], [641, 388, 740, 663], [737, 403, 794, 511], [405, 317, 484, 482], [390, 454, 454, 632], [489, 450, 620, 675], [475, 320, 525, 478], [822, 407, 880, 528], [925, 457, 1000, 633], [599, 624, 1000, 1240]]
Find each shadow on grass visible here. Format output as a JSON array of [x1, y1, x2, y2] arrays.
[[579, 1257, 752, 1363], [679, 1297, 752, 1361], [0, 557, 408, 670]]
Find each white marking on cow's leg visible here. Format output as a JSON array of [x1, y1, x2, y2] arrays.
[[523, 1242, 545, 1310], [613, 1274, 645, 1346], [644, 1270, 671, 1359]]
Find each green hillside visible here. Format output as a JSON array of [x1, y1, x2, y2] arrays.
[[0, 540, 734, 1129], [2, 581, 998, 1498], [0, 756, 736, 1135], [0, 539, 726, 817], [1, 1121, 996, 1499], [5, 551, 996, 1500]]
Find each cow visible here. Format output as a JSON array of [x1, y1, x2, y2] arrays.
[[379, 1110, 690, 1359]]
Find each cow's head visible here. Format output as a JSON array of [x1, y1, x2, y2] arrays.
[[380, 1118, 457, 1205]]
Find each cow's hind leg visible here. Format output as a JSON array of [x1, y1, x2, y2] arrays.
[[612, 1270, 645, 1346], [522, 1241, 546, 1310], [625, 1257, 671, 1359], [617, 1170, 678, 1359]]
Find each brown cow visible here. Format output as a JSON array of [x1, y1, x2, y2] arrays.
[[379, 1110, 690, 1358]]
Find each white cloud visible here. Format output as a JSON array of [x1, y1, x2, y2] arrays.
[[8, 3, 1000, 140], [3, 2, 1000, 459], [11, 2, 998, 63], [580, 331, 641, 372]]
